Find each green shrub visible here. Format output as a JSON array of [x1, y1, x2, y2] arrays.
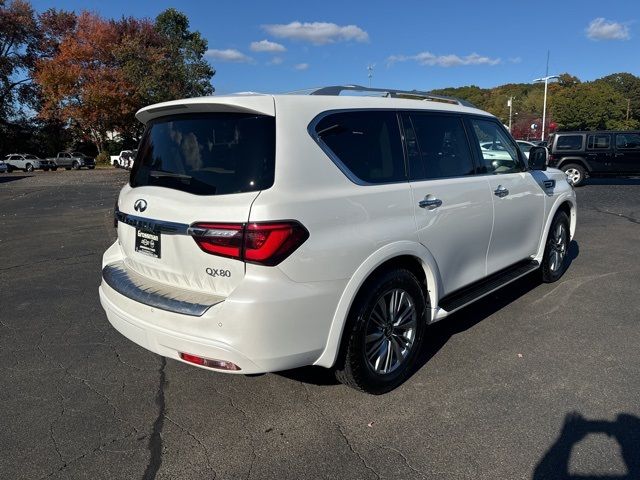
[[96, 151, 111, 165]]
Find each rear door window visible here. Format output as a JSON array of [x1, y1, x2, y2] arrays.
[[402, 112, 475, 180], [131, 113, 275, 196], [615, 133, 640, 149], [587, 134, 611, 149], [556, 135, 584, 151], [313, 111, 406, 184]]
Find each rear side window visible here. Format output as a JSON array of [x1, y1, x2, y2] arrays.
[[131, 113, 275, 196], [615, 133, 640, 149], [587, 134, 610, 149], [402, 113, 475, 180], [556, 135, 584, 151], [314, 111, 405, 184]]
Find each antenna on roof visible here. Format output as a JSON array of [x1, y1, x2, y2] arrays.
[[367, 64, 375, 88]]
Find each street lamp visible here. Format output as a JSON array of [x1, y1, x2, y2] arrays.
[[533, 75, 559, 142]]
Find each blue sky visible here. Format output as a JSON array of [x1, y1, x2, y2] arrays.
[[32, 0, 639, 94]]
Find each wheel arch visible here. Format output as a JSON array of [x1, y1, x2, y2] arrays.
[[535, 196, 577, 261], [558, 157, 590, 173], [314, 241, 442, 368]]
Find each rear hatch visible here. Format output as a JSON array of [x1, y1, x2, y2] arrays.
[[116, 96, 275, 297]]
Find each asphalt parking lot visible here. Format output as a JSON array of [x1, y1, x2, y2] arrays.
[[1, 169, 639, 480]]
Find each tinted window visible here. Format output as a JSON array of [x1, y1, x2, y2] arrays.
[[470, 118, 522, 174], [587, 135, 610, 149], [615, 133, 640, 149], [131, 113, 275, 196], [315, 111, 405, 184], [517, 142, 533, 153], [403, 113, 474, 180], [556, 135, 584, 151]]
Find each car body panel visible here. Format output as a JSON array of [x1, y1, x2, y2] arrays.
[[101, 92, 577, 375]]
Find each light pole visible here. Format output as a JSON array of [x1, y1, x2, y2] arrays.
[[507, 96, 514, 132], [533, 75, 558, 141]]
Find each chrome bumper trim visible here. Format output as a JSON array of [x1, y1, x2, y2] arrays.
[[102, 261, 224, 317], [115, 209, 190, 235]]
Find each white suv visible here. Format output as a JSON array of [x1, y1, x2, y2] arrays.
[[100, 86, 577, 394]]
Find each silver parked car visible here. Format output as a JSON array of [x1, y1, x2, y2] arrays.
[[47, 152, 96, 170], [3, 154, 56, 172]]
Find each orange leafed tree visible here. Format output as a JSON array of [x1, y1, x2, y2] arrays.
[[35, 12, 139, 153]]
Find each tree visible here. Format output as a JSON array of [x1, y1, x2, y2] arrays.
[[35, 12, 136, 153], [595, 73, 640, 124], [0, 0, 38, 120], [34, 8, 215, 154], [550, 82, 634, 131], [154, 8, 215, 99]]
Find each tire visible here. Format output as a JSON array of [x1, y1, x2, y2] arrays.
[[561, 163, 586, 187], [65, 167, 71, 170], [334, 268, 427, 394], [43, 167, 49, 172], [25, 163, 34, 172], [72, 161, 80, 170], [6, 165, 13, 173], [52, 167, 58, 171], [88, 166, 95, 170], [541, 211, 571, 283]]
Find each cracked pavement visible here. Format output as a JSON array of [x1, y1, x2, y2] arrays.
[[1, 170, 639, 479]]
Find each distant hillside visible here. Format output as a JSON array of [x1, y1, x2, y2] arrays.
[[431, 73, 640, 139]]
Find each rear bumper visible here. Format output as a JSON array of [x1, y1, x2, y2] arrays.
[[100, 285, 263, 373], [99, 247, 346, 374]]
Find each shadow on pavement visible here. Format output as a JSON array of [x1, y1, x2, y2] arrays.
[[279, 241, 579, 388], [533, 412, 640, 479], [584, 178, 640, 186], [0, 174, 32, 183]]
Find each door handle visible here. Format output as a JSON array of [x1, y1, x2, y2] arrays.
[[418, 196, 442, 209], [494, 185, 509, 197]]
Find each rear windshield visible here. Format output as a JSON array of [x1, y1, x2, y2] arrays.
[[131, 113, 275, 196]]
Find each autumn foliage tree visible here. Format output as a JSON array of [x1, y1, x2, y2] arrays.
[[34, 8, 214, 153]]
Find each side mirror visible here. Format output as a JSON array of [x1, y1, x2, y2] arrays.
[[528, 146, 548, 171]]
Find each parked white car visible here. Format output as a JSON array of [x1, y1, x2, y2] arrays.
[[111, 150, 135, 169], [100, 86, 577, 393]]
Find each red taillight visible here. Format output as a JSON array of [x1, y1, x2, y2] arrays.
[[190, 221, 309, 266], [190, 223, 244, 259]]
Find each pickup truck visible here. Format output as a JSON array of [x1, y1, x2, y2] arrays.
[[47, 152, 96, 170], [110, 150, 134, 169]]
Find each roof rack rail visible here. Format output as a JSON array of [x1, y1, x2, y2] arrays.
[[307, 85, 477, 108]]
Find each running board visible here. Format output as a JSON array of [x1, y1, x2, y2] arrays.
[[438, 260, 540, 314]]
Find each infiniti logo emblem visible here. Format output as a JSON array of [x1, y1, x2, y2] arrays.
[[134, 199, 147, 212]]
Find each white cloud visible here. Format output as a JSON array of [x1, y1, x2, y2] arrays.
[[294, 63, 309, 71], [205, 49, 253, 63], [268, 56, 284, 65], [250, 39, 286, 53], [262, 21, 369, 45], [387, 52, 501, 67], [586, 18, 630, 40], [508, 57, 522, 64]]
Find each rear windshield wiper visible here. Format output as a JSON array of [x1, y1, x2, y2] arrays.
[[149, 170, 192, 180]]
